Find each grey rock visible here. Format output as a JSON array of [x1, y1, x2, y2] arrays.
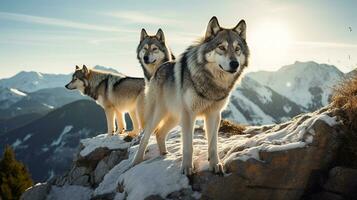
[[20, 183, 51, 200], [94, 160, 109, 184], [105, 150, 126, 169], [72, 175, 90, 187], [69, 167, 88, 182]]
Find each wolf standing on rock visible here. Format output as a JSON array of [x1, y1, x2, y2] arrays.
[[65, 65, 145, 137], [132, 16, 250, 175]]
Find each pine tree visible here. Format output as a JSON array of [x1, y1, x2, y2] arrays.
[[0, 145, 33, 200]]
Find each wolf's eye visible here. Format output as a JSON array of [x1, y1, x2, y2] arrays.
[[218, 46, 226, 51], [152, 47, 158, 51], [235, 47, 241, 52]]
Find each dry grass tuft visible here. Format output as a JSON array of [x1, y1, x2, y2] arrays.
[[219, 119, 246, 137], [331, 74, 357, 130], [332, 74, 357, 167]]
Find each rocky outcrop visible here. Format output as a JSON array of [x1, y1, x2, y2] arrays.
[[194, 118, 340, 200], [22, 107, 353, 200]]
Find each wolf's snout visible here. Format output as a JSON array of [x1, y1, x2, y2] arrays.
[[143, 55, 149, 62], [65, 84, 69, 89], [230, 61, 239, 70]]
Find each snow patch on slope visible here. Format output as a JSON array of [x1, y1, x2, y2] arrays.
[[51, 126, 73, 146], [229, 89, 275, 125], [10, 88, 27, 96]]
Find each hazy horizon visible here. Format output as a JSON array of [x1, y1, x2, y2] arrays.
[[0, 60, 354, 80], [1, 0, 356, 78]]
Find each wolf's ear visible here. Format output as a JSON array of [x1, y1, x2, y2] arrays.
[[75, 65, 80, 70], [140, 28, 148, 42], [233, 20, 247, 40], [82, 65, 89, 74], [205, 16, 221, 39], [155, 28, 165, 42]]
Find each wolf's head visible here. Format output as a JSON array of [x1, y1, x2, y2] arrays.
[[201, 16, 249, 74], [137, 29, 173, 79], [65, 65, 89, 94]]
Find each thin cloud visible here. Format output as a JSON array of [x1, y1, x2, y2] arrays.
[[293, 41, 357, 48], [105, 11, 181, 25], [0, 11, 135, 33]]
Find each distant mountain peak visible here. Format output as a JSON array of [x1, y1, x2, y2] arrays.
[[247, 61, 345, 109], [93, 65, 119, 74]]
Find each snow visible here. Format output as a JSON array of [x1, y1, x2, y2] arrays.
[[247, 61, 344, 109], [75, 109, 338, 200], [51, 126, 73, 146], [192, 191, 202, 199], [223, 112, 338, 163], [80, 133, 132, 157], [239, 76, 272, 104], [10, 88, 27, 96], [229, 89, 276, 125], [283, 105, 292, 113], [23, 134, 32, 141], [114, 193, 126, 200], [46, 185, 92, 200], [42, 147, 49, 152], [43, 103, 55, 109], [94, 128, 190, 200], [93, 111, 336, 200], [12, 139, 22, 148], [0, 71, 71, 92], [12, 134, 32, 149], [93, 112, 336, 199]]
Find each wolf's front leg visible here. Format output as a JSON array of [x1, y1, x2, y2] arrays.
[[132, 107, 164, 165], [105, 108, 116, 135], [115, 111, 125, 134], [204, 111, 224, 174], [127, 110, 139, 137], [156, 116, 179, 155], [181, 110, 195, 176]]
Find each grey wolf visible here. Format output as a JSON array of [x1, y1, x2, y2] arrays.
[[137, 28, 175, 81], [132, 16, 250, 175], [65, 65, 145, 137]]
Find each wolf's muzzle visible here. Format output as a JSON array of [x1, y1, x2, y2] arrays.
[[65, 83, 72, 90]]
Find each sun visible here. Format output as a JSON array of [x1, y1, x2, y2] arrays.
[[248, 21, 294, 70]]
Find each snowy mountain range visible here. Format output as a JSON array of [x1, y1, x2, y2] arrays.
[[247, 61, 344, 110], [0, 61, 354, 181], [0, 71, 71, 93]]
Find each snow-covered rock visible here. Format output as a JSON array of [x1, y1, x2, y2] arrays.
[[22, 106, 345, 200]]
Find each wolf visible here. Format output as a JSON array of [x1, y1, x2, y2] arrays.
[[137, 28, 175, 81], [65, 65, 145, 137], [132, 16, 249, 175]]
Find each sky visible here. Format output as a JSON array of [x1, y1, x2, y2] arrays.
[[0, 0, 356, 78]]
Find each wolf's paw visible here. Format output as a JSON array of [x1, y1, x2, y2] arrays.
[[123, 135, 133, 142], [160, 151, 169, 156], [115, 129, 125, 135], [209, 162, 225, 175], [181, 164, 194, 176], [127, 130, 139, 138]]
